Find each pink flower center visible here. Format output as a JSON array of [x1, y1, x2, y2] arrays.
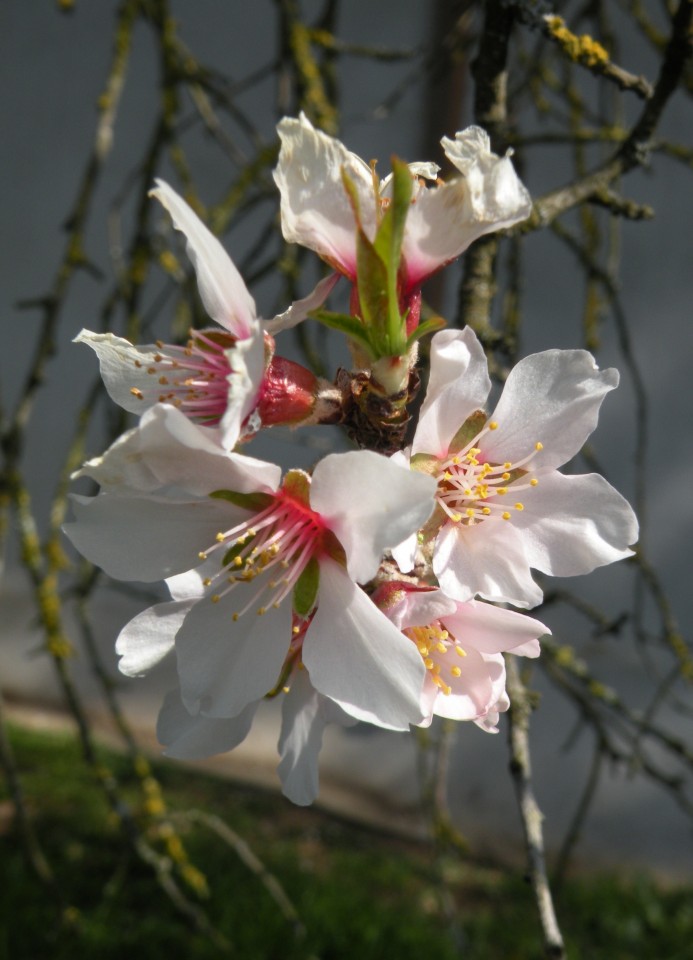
[[198, 491, 326, 619], [129, 329, 235, 424], [404, 622, 466, 697], [435, 420, 543, 527]]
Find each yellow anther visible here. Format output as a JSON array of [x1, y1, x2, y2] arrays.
[[489, 421, 498, 430], [436, 642, 447, 653], [451, 666, 462, 678], [424, 658, 434, 670], [202, 577, 212, 587], [443, 471, 452, 481], [482, 507, 491, 516], [257, 606, 266, 616], [211, 595, 220, 603], [232, 612, 239, 622], [502, 472, 511, 481], [433, 663, 441, 674], [535, 442, 543, 451], [452, 456, 460, 465], [455, 646, 467, 657], [502, 512, 511, 520], [292, 625, 300, 635], [234, 556, 243, 567], [466, 508, 475, 518], [419, 646, 429, 657], [198, 551, 207, 560], [497, 487, 507, 496], [515, 502, 524, 511], [451, 512, 462, 522], [130, 387, 144, 399], [215, 532, 225, 542], [441, 683, 452, 696], [530, 478, 539, 487], [504, 462, 512, 470], [440, 630, 449, 640]]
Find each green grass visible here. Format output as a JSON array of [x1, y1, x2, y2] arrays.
[[1, 723, 692, 959]]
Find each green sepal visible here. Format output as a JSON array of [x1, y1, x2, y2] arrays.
[[323, 529, 347, 567], [293, 556, 320, 617], [410, 452, 441, 477], [222, 535, 253, 569], [210, 489, 274, 511], [282, 469, 311, 506], [310, 309, 376, 359], [405, 315, 447, 350], [447, 411, 488, 456]]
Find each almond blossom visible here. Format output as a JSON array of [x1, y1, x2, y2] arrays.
[[77, 179, 337, 447], [272, 113, 532, 330], [393, 327, 639, 608], [373, 581, 549, 731], [63, 403, 438, 732]]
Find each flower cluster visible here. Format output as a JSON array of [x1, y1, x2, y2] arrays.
[[65, 115, 637, 804]]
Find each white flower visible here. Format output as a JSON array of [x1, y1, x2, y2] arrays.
[[77, 180, 337, 447], [64, 403, 437, 731], [273, 113, 531, 296], [393, 327, 639, 608], [156, 650, 357, 806], [374, 582, 549, 730]]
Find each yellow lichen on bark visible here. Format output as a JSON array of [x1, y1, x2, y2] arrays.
[[545, 15, 609, 68]]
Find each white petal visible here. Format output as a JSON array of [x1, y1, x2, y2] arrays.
[[150, 179, 258, 338], [274, 113, 375, 276], [263, 272, 340, 335], [115, 599, 194, 676], [64, 493, 233, 582], [402, 127, 531, 289], [175, 581, 292, 718], [413, 328, 491, 457], [390, 532, 417, 574], [140, 404, 281, 496], [394, 588, 458, 631], [483, 350, 619, 470], [219, 332, 266, 448], [310, 450, 436, 583], [433, 520, 544, 608], [73, 423, 160, 493], [512, 470, 638, 576], [441, 598, 548, 656], [157, 688, 257, 760], [304, 559, 425, 730], [277, 667, 325, 806], [379, 161, 440, 194], [431, 648, 504, 721], [74, 330, 166, 415]]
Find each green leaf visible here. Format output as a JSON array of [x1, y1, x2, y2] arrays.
[[293, 556, 320, 617], [355, 227, 391, 346], [209, 489, 274, 511], [405, 315, 447, 350], [310, 309, 376, 358], [373, 157, 412, 276]]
